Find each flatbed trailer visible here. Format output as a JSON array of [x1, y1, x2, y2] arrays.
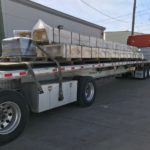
[[0, 54, 150, 144], [0, 20, 148, 143]]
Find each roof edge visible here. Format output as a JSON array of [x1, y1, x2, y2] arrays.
[[10, 0, 106, 31]]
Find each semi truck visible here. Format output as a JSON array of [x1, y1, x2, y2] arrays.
[[0, 21, 149, 144]]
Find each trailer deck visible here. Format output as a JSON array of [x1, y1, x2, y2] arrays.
[[0, 60, 146, 80]]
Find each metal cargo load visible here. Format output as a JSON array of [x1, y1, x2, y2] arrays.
[[1, 19, 143, 60], [2, 37, 37, 57], [31, 20, 143, 60]]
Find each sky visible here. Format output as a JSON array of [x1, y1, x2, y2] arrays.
[[32, 0, 150, 33]]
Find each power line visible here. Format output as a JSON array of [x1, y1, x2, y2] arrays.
[[96, 8, 150, 24], [79, 0, 150, 33], [80, 0, 129, 23]]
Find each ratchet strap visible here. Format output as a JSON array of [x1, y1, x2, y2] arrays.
[[32, 41, 64, 101], [24, 63, 44, 94]]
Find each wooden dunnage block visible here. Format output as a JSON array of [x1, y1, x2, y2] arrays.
[[122, 52, 127, 59], [119, 51, 124, 58], [126, 52, 130, 59], [82, 46, 92, 58], [110, 50, 115, 58], [42, 44, 82, 59], [42, 44, 70, 58], [70, 45, 82, 58], [92, 48, 99, 58], [115, 50, 120, 58], [112, 50, 118, 58], [105, 49, 112, 58], [99, 48, 106, 58]]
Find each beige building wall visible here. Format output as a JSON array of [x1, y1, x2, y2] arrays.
[[105, 31, 143, 44]]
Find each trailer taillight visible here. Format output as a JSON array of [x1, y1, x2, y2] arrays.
[[20, 72, 27, 76], [4, 73, 13, 77]]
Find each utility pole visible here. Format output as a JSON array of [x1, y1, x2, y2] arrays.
[[131, 0, 136, 35], [0, 0, 4, 54]]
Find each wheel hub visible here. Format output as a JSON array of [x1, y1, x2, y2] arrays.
[[0, 102, 21, 135], [85, 82, 95, 102]]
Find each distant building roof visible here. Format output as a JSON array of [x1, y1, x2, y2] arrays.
[[11, 0, 106, 31]]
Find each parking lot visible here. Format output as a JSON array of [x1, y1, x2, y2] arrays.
[[1, 77, 150, 150]]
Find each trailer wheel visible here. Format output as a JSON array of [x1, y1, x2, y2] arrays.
[[77, 77, 96, 107], [0, 90, 29, 144]]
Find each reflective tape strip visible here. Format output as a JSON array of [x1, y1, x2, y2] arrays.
[[2, 71, 28, 78], [20, 72, 27, 76]]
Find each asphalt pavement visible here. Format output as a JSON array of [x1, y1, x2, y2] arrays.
[[1, 77, 150, 150]]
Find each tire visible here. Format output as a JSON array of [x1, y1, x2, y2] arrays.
[[0, 90, 29, 144], [77, 77, 96, 107]]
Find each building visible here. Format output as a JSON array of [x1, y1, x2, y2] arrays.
[[105, 31, 144, 44], [0, 0, 105, 40]]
